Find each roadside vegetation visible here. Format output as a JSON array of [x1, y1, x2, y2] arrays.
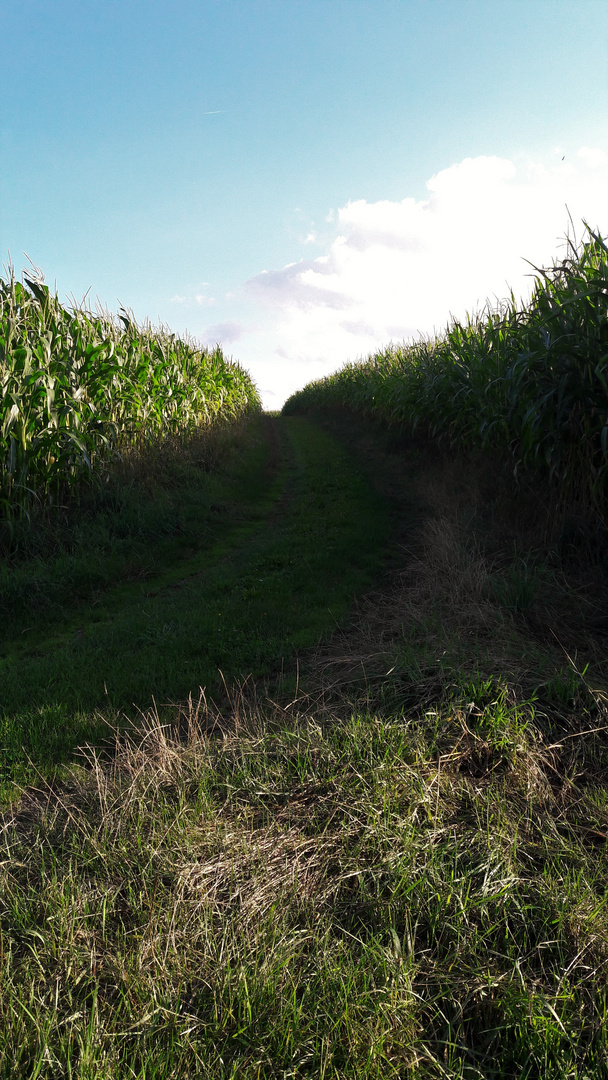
[[2, 237, 608, 1077]]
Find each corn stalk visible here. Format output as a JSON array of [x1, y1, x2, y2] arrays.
[[0, 267, 261, 521]]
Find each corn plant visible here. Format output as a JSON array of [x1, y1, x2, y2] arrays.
[[0, 265, 261, 522], [284, 224, 608, 513]]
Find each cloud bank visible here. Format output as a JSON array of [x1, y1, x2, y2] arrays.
[[208, 149, 608, 407]]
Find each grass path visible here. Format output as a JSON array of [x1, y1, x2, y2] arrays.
[[0, 414, 394, 797], [3, 416, 608, 1077]]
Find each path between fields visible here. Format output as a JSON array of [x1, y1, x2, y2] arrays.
[[1, 414, 417, 788]]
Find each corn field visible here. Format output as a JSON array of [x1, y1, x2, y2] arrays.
[[284, 225, 608, 513], [0, 266, 261, 521]]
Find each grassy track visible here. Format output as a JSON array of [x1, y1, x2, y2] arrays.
[[0, 413, 391, 797], [3, 416, 608, 1077]]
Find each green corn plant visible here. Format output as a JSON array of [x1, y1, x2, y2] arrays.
[[284, 224, 608, 515], [0, 265, 261, 523]]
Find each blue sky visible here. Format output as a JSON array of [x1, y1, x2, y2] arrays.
[[1, 0, 607, 407]]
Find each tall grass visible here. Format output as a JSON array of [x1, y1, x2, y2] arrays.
[[0, 264, 261, 523], [284, 225, 608, 513]]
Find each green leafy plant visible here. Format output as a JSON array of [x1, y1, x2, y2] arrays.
[[284, 224, 608, 515], [0, 264, 261, 524]]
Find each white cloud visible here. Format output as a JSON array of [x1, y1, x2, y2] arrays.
[[202, 320, 246, 345], [232, 149, 608, 408]]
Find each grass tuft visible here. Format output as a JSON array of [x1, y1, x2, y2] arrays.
[[2, 671, 608, 1077]]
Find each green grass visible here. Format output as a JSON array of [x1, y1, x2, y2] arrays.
[[3, 415, 608, 1077], [2, 670, 608, 1077], [0, 413, 391, 797]]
